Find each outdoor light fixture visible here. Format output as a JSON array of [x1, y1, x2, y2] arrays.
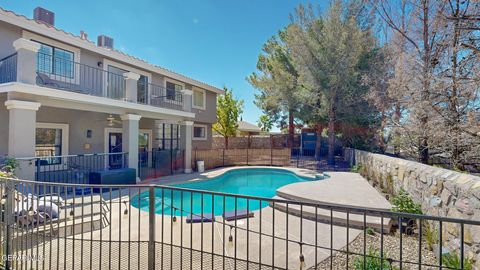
[[299, 243, 306, 269], [172, 208, 177, 222], [86, 129, 92, 138], [97, 61, 103, 68], [228, 225, 234, 242], [123, 201, 128, 215]]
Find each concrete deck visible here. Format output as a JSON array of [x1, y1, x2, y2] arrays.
[[13, 168, 391, 269], [276, 172, 393, 231]]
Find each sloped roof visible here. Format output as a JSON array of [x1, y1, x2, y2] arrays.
[[0, 7, 224, 94], [238, 121, 262, 132]]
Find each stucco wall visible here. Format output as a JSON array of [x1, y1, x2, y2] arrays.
[[0, 94, 9, 156], [346, 149, 480, 263], [0, 21, 21, 59]]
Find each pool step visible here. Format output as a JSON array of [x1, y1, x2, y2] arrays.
[[271, 196, 392, 233]]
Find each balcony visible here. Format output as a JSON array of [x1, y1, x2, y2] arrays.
[[0, 51, 185, 111]]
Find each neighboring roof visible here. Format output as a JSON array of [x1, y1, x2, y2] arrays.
[[237, 121, 262, 132], [0, 7, 224, 94]]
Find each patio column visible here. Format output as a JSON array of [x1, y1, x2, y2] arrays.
[[182, 120, 194, 173], [121, 114, 141, 180], [124, 72, 140, 103], [13, 38, 41, 85], [181, 89, 193, 112], [5, 100, 41, 180]]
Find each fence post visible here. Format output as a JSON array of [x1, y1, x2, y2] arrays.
[[170, 148, 173, 175], [148, 185, 156, 270], [296, 147, 300, 168], [4, 179, 14, 270], [270, 135, 273, 166], [246, 147, 249, 166]]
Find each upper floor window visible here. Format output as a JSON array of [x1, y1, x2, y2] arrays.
[[37, 43, 74, 79], [193, 88, 206, 110], [166, 81, 182, 101]]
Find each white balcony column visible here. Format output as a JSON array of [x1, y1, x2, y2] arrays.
[[121, 114, 141, 179], [13, 38, 41, 85], [5, 100, 41, 180], [181, 89, 193, 112], [123, 72, 140, 103], [181, 120, 194, 173]]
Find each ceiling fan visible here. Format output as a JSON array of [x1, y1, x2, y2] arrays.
[[105, 114, 122, 127]]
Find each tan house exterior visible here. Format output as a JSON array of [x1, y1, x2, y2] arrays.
[[0, 7, 223, 180]]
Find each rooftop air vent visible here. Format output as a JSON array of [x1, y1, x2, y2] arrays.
[[97, 35, 114, 49], [33, 7, 55, 26], [80, 31, 88, 40]]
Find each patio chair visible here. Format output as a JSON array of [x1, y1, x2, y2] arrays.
[[36, 72, 62, 88], [12, 191, 62, 226]]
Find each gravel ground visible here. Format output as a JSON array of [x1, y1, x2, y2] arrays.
[[311, 231, 438, 270]]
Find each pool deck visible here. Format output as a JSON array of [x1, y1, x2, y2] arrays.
[[17, 167, 391, 269]]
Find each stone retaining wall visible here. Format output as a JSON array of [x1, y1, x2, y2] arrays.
[[345, 149, 480, 264]]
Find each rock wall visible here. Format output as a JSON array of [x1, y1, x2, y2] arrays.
[[346, 149, 480, 264]]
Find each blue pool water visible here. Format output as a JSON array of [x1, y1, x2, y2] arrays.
[[131, 168, 316, 216]]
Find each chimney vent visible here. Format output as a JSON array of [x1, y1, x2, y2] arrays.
[[33, 7, 55, 26], [80, 31, 88, 40], [97, 35, 114, 49]]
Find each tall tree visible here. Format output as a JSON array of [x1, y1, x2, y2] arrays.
[[429, 0, 480, 169], [213, 87, 244, 149], [248, 27, 304, 143], [370, 0, 448, 163], [286, 1, 377, 164]]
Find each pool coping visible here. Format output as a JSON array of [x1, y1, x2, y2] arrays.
[[144, 166, 325, 186]]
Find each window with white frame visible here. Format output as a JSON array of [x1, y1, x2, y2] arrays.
[[193, 88, 206, 110], [166, 81, 183, 101], [37, 43, 75, 79], [193, 124, 207, 140], [35, 123, 69, 165]]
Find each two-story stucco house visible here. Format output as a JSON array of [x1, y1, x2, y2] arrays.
[[0, 7, 223, 181]]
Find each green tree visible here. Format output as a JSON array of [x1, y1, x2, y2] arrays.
[[286, 1, 377, 164], [257, 115, 273, 132], [248, 27, 305, 142], [213, 87, 244, 148]]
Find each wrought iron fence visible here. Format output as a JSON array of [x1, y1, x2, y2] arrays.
[[0, 176, 479, 270], [138, 149, 185, 180], [0, 53, 17, 84], [15, 152, 128, 191]]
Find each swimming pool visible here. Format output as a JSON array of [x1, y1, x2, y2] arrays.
[[131, 168, 319, 216]]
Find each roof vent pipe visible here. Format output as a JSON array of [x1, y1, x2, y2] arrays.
[[80, 31, 88, 40]]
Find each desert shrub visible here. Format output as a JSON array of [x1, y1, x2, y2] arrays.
[[423, 222, 438, 251], [353, 247, 397, 270], [391, 189, 422, 214], [442, 252, 474, 270]]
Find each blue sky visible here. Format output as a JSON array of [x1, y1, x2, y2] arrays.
[[1, 0, 329, 130]]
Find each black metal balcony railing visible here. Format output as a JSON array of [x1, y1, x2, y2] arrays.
[[31, 52, 185, 111], [0, 176, 479, 270], [36, 52, 126, 100], [0, 53, 17, 84], [146, 83, 184, 111]]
